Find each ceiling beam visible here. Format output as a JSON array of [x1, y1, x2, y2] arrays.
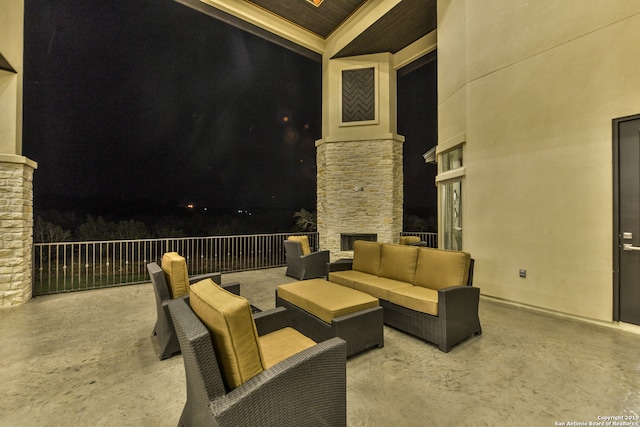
[[189, 0, 325, 55], [393, 30, 437, 71], [324, 0, 401, 58]]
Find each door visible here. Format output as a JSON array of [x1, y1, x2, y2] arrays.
[[614, 114, 640, 325]]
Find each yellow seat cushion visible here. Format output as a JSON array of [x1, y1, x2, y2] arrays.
[[414, 248, 471, 290], [379, 244, 419, 284], [189, 279, 264, 390], [399, 236, 421, 245], [388, 286, 439, 316], [353, 276, 413, 301], [352, 241, 382, 275], [288, 235, 311, 255], [161, 252, 190, 298], [278, 279, 379, 324], [259, 327, 316, 368], [328, 270, 377, 289]]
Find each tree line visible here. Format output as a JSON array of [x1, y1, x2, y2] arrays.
[[33, 208, 319, 243], [33, 207, 434, 243]]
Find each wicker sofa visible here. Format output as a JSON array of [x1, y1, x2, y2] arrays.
[[328, 241, 481, 352]]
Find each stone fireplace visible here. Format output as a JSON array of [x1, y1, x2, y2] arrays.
[[316, 137, 404, 260], [340, 233, 377, 251]]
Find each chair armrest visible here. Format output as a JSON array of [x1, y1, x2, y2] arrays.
[[327, 259, 353, 272], [221, 282, 240, 296], [301, 250, 330, 262], [253, 306, 289, 336], [211, 337, 347, 426], [189, 272, 222, 285]]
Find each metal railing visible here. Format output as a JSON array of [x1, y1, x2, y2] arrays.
[[32, 231, 437, 296], [32, 232, 319, 296]]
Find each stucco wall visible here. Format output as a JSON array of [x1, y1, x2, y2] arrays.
[[438, 0, 640, 321]]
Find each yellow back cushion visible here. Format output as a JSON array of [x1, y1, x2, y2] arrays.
[[352, 241, 382, 275], [161, 252, 190, 298], [414, 248, 470, 290], [379, 244, 419, 283], [288, 235, 311, 255], [399, 236, 421, 245], [189, 279, 265, 390]]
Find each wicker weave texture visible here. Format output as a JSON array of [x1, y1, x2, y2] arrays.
[[276, 293, 384, 357], [168, 298, 347, 427]]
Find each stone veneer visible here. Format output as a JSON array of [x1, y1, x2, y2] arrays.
[[316, 137, 404, 260], [0, 160, 35, 307]]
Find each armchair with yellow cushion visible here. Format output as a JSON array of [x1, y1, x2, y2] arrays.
[[146, 252, 239, 360], [284, 235, 330, 280], [168, 279, 347, 427]]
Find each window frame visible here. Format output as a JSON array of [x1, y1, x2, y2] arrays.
[[435, 135, 466, 250]]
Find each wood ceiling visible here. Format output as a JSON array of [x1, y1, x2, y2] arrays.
[[176, 0, 436, 62]]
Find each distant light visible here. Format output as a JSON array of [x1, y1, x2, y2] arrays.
[[283, 116, 289, 122], [304, 123, 310, 130], [187, 204, 194, 209]]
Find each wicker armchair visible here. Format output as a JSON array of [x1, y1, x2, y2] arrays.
[[284, 236, 330, 280], [168, 294, 347, 427], [147, 254, 240, 360]]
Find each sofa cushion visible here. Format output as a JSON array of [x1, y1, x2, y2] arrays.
[[352, 241, 382, 275], [414, 248, 471, 291], [399, 236, 421, 245], [259, 327, 316, 369], [189, 279, 264, 390], [354, 276, 413, 301], [328, 270, 378, 289], [379, 244, 419, 284], [288, 235, 311, 255], [278, 279, 379, 324], [388, 286, 439, 316], [161, 252, 190, 298]]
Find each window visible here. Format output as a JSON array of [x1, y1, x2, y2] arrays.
[[441, 146, 462, 172], [436, 143, 465, 250], [441, 180, 462, 250]]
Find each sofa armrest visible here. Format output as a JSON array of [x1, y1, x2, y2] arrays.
[[327, 259, 354, 272], [437, 285, 482, 350], [438, 286, 480, 316], [211, 337, 347, 426], [189, 272, 222, 285], [253, 306, 289, 336]]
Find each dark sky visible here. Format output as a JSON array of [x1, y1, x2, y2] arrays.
[[23, 0, 436, 217]]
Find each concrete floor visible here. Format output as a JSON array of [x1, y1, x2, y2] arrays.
[[2, 267, 640, 426]]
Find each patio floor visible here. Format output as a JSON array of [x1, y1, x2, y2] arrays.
[[2, 267, 640, 426]]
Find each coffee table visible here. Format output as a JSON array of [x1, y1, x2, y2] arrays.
[[276, 278, 384, 357]]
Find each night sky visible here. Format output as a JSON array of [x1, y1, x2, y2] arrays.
[[23, 0, 436, 218]]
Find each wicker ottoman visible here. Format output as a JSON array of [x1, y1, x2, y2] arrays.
[[276, 278, 384, 357]]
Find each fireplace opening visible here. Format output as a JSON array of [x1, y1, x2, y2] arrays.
[[340, 233, 377, 251]]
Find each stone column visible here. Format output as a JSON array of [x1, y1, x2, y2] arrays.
[[318, 53, 404, 259], [0, 156, 36, 306]]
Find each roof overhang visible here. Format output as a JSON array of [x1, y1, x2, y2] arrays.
[[174, 0, 436, 66]]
